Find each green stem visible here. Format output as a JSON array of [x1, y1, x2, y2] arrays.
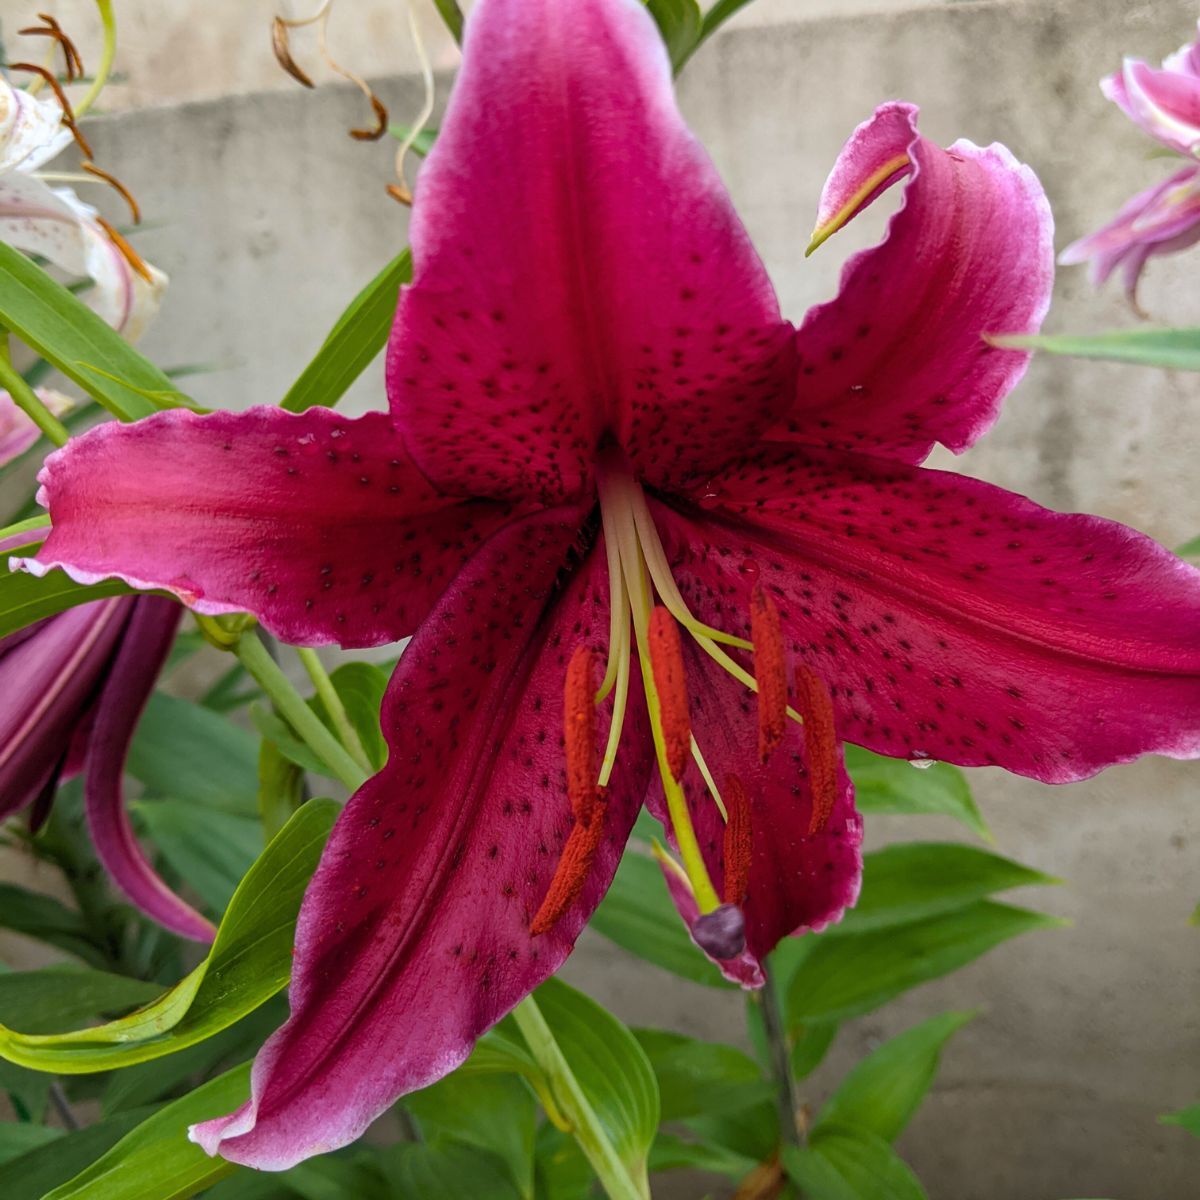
[[234, 632, 368, 792], [760, 965, 803, 1147], [0, 344, 70, 448], [511, 995, 645, 1200], [295, 647, 373, 776], [74, 0, 117, 119]]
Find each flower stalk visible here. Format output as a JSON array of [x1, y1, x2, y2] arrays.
[[295, 647, 373, 777], [759, 965, 803, 1148], [232, 631, 367, 792], [510, 994, 646, 1200]]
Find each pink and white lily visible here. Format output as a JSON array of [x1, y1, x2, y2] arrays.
[[1062, 21, 1200, 296], [17, 0, 1200, 1170]]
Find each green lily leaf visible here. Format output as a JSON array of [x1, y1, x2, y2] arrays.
[[281, 250, 412, 412], [133, 800, 262, 914], [0, 799, 336, 1073], [993, 327, 1200, 371], [1177, 535, 1200, 559], [838, 842, 1058, 934], [632, 1029, 770, 1121], [0, 1107, 156, 1200], [325, 662, 389, 771], [0, 967, 160, 1033], [0, 1122, 61, 1165], [785, 1125, 929, 1200], [407, 1073, 537, 1199], [0, 242, 185, 420], [431, 0, 464, 44], [646, 0, 702, 72], [533, 978, 660, 1191], [845, 745, 991, 841], [815, 1011, 975, 1143], [590, 850, 730, 987], [0, 554, 139, 640], [647, 1130, 756, 1179], [42, 1063, 250, 1199], [382, 1141, 521, 1200], [0, 882, 107, 966], [129, 693, 260, 815], [787, 902, 1064, 1024], [1159, 1103, 1200, 1139]]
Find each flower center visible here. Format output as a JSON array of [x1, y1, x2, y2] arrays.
[[530, 455, 841, 953]]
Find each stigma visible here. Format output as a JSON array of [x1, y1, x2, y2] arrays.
[[531, 455, 840, 952]]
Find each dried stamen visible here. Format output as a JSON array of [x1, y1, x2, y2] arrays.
[[722, 774, 753, 906], [795, 665, 839, 835], [563, 644, 599, 823], [94, 217, 155, 285], [7, 62, 92, 159], [81, 161, 141, 224], [750, 582, 787, 762], [647, 606, 690, 781], [19, 14, 85, 81], [271, 16, 316, 88], [530, 790, 608, 936]]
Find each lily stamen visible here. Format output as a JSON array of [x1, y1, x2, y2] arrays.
[[795, 665, 839, 835], [750, 582, 787, 762], [18, 14, 85, 82], [647, 606, 690, 780], [529, 788, 609, 935], [721, 774, 752, 906], [563, 645, 599, 821]]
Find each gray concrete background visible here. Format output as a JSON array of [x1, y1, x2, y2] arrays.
[[4, 1, 1200, 1197]]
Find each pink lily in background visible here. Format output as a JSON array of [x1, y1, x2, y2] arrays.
[[0, 388, 72, 465], [0, 595, 210, 940], [18, 0, 1200, 1170], [1061, 21, 1200, 298]]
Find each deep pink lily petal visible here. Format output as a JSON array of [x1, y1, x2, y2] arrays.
[[646, 637, 861, 983], [85, 596, 215, 942], [26, 407, 516, 647], [191, 509, 654, 1169], [774, 103, 1054, 465], [1059, 164, 1200, 300], [654, 444, 1200, 783], [388, 0, 793, 502], [0, 599, 129, 819]]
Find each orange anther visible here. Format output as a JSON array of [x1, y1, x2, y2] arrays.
[[647, 606, 690, 781], [722, 774, 753, 906], [94, 217, 155, 285], [795, 665, 839, 834], [530, 790, 608, 935], [750, 582, 787, 763], [563, 644, 599, 823]]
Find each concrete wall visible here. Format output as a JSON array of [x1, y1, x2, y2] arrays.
[[9, 1, 1200, 1197]]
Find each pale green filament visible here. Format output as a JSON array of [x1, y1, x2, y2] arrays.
[[689, 736, 727, 821], [74, 1, 116, 119]]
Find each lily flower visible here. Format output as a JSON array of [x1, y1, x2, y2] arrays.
[[0, 595, 212, 940], [1059, 163, 1200, 300], [1101, 21, 1200, 157], [0, 75, 167, 338], [17, 0, 1200, 1170], [0, 387, 73, 465], [1061, 21, 1200, 296]]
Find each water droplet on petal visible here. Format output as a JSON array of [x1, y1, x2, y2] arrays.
[[908, 750, 936, 770]]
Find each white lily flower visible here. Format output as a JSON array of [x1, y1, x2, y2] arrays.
[[0, 76, 167, 341]]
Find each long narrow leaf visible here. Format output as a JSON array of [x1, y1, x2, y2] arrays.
[[281, 250, 412, 412], [0, 243, 185, 420]]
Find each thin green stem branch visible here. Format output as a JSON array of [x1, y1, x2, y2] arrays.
[[74, 0, 117, 118], [295, 647, 373, 776], [234, 631, 367, 792], [511, 995, 645, 1200], [0, 344, 70, 448]]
